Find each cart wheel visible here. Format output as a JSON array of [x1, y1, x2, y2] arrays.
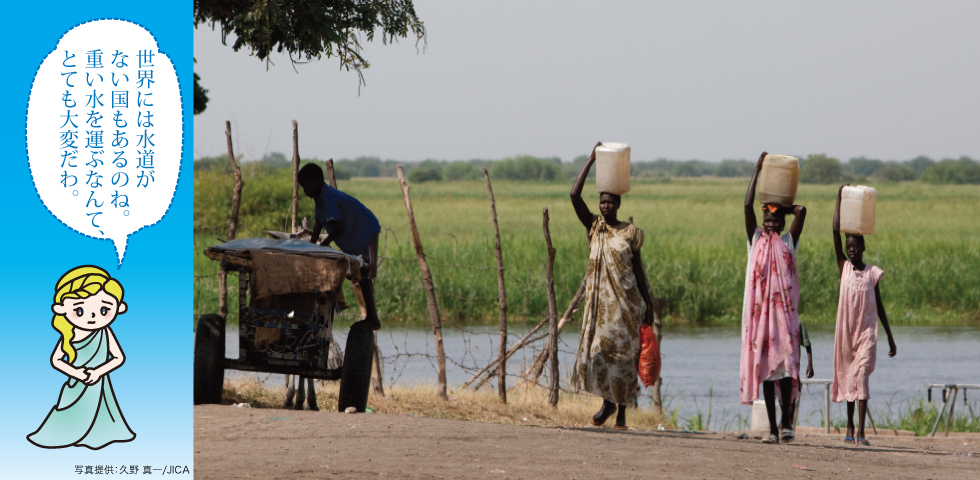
[[194, 314, 225, 405], [338, 329, 373, 412]]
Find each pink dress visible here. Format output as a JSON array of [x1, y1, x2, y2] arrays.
[[831, 262, 883, 402], [739, 228, 801, 405]]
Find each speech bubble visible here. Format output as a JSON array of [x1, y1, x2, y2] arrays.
[[27, 19, 182, 266]]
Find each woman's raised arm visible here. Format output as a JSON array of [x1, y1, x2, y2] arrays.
[[788, 204, 807, 246], [744, 152, 767, 243], [833, 184, 848, 273], [571, 142, 602, 230]]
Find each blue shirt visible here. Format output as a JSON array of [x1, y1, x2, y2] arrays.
[[314, 184, 380, 255]]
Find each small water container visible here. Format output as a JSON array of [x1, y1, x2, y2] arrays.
[[757, 154, 799, 207], [840, 185, 877, 235], [750, 399, 779, 432], [595, 143, 631, 195]]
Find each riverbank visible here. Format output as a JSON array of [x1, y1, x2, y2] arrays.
[[223, 377, 675, 431], [219, 325, 980, 431], [194, 402, 980, 479]]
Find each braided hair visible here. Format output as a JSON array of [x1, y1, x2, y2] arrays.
[[52, 266, 124, 363]]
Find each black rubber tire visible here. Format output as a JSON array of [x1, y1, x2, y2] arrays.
[[194, 314, 225, 405], [338, 329, 374, 412]]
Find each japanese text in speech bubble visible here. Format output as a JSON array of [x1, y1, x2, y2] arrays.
[[27, 19, 182, 266]]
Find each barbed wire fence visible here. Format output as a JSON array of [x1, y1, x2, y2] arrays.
[[194, 121, 662, 412], [193, 213, 662, 411]]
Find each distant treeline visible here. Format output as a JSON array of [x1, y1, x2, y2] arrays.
[[194, 152, 980, 185]]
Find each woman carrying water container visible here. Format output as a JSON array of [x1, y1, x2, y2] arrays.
[[570, 141, 656, 430], [832, 184, 897, 446], [740, 151, 807, 444]]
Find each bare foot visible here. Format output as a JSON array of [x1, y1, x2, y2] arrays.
[[591, 401, 616, 426], [614, 404, 627, 430]]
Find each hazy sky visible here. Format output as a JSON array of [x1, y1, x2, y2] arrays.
[[193, 1, 979, 163]]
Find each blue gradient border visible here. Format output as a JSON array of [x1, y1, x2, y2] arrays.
[[2, 2, 193, 478]]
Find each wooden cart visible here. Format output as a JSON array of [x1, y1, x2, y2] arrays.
[[194, 238, 374, 412]]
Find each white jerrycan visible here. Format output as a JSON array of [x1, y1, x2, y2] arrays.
[[595, 143, 631, 195], [757, 154, 799, 207], [840, 185, 877, 235]]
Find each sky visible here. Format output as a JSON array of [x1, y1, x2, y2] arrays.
[[193, 1, 980, 163]]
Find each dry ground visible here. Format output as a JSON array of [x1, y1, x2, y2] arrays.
[[194, 404, 978, 479]]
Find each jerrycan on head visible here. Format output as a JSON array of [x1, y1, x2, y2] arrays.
[[757, 154, 799, 207], [840, 185, 877, 235], [595, 143, 631, 195]]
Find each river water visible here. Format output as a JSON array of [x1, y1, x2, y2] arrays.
[[223, 325, 979, 429]]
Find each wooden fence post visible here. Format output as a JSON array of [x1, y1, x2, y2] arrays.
[[325, 159, 337, 188], [372, 331, 386, 398], [225, 121, 243, 240], [219, 121, 244, 321], [482, 168, 508, 403], [396, 165, 447, 400], [285, 121, 304, 401], [543, 207, 559, 407], [651, 296, 666, 414], [524, 279, 586, 385], [326, 158, 337, 188], [291, 121, 300, 232]]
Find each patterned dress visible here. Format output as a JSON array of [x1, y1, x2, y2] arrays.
[[739, 228, 801, 405], [831, 262, 884, 402], [573, 217, 645, 405]]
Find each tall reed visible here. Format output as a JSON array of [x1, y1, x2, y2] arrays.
[[195, 174, 980, 326]]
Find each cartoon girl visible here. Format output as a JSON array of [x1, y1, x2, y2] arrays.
[[27, 265, 136, 450]]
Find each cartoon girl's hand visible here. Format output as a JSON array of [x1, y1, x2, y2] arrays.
[[72, 367, 91, 382], [82, 368, 102, 385]]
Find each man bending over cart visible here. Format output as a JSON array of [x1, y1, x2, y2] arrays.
[[297, 163, 381, 332]]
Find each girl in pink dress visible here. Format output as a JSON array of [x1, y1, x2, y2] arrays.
[[741, 152, 807, 444], [832, 184, 897, 447]]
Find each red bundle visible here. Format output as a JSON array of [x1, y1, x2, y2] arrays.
[[638, 324, 661, 388]]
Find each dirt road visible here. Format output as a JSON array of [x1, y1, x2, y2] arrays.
[[195, 405, 978, 479]]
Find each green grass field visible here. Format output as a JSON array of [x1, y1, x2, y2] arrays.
[[195, 168, 980, 326]]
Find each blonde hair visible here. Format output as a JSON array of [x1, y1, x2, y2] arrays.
[[52, 265, 125, 363]]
